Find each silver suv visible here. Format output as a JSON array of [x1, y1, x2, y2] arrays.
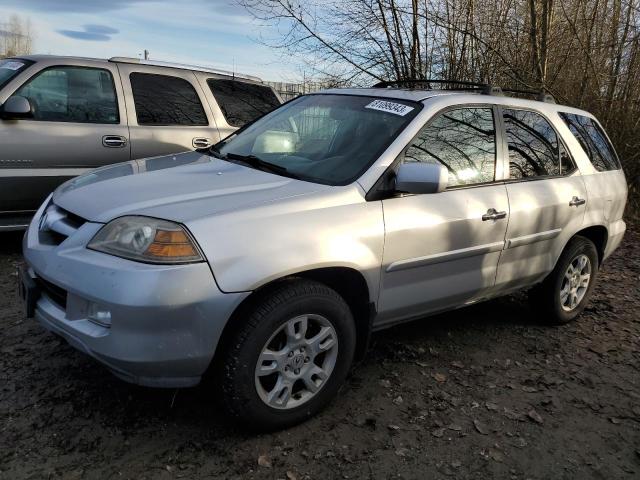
[[20, 82, 627, 430], [0, 55, 281, 230]]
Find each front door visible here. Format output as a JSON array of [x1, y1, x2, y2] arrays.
[[0, 62, 129, 214], [377, 106, 509, 325]]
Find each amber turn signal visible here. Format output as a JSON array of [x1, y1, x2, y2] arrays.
[[145, 229, 199, 258]]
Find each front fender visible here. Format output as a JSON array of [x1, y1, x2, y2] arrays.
[[187, 186, 385, 301]]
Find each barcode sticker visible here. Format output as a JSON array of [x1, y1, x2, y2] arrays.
[[365, 99, 414, 116], [0, 61, 25, 71]]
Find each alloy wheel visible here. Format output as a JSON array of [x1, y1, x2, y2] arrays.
[[254, 314, 338, 410]]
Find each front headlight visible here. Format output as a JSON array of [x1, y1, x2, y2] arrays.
[[88, 216, 203, 264]]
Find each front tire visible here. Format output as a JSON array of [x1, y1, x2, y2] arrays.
[[531, 236, 599, 324], [221, 279, 356, 431]]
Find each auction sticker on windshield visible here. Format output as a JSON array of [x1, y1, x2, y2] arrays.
[[365, 99, 414, 116]]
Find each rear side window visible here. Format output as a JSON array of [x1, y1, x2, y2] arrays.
[[503, 109, 564, 179], [14, 66, 119, 124], [404, 107, 496, 187], [559, 113, 620, 171], [207, 79, 280, 128], [130, 73, 208, 126]]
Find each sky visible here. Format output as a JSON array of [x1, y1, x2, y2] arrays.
[[0, 0, 303, 81]]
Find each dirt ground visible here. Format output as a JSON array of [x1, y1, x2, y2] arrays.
[[1, 226, 638, 480]]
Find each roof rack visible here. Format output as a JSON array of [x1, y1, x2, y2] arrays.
[[108, 57, 263, 83], [372, 78, 556, 103]]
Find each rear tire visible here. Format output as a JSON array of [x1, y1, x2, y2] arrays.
[[530, 236, 599, 325], [221, 279, 356, 431]]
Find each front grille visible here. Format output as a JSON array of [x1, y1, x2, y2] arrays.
[[38, 203, 86, 246], [36, 276, 67, 309]]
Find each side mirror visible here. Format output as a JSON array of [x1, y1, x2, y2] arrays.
[[395, 162, 448, 194], [0, 95, 34, 120]]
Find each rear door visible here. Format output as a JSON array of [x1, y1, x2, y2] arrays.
[[0, 59, 129, 214], [117, 64, 217, 158], [494, 107, 587, 292]]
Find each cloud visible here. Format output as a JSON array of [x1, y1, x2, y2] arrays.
[[57, 24, 120, 42], [0, 0, 151, 13], [83, 24, 119, 35], [0, 0, 245, 15]]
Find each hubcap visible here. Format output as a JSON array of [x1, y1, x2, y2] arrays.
[[560, 254, 591, 312], [254, 314, 338, 410]]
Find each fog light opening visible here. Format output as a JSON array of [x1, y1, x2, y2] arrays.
[[87, 303, 112, 328]]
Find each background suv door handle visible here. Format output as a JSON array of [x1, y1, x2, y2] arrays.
[[569, 196, 586, 207], [482, 208, 507, 221], [192, 137, 212, 149], [102, 135, 127, 148]]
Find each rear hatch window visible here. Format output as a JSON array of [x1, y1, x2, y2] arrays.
[[0, 58, 33, 90]]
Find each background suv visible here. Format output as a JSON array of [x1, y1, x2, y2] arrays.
[[0, 55, 282, 230], [20, 83, 627, 430]]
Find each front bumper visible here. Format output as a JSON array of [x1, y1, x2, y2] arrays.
[[22, 206, 249, 388]]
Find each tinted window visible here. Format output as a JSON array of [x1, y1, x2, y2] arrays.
[[560, 113, 620, 171], [0, 58, 32, 90], [503, 109, 561, 179], [14, 66, 118, 124], [404, 107, 496, 187], [130, 73, 207, 126], [208, 79, 280, 127]]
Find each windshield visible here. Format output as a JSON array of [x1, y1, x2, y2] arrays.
[[0, 58, 32, 90], [216, 94, 421, 185]]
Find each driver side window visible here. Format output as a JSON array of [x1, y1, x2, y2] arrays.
[[404, 107, 496, 187], [14, 66, 119, 124]]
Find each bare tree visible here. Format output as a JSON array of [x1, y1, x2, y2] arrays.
[[241, 0, 640, 207], [0, 14, 34, 58]]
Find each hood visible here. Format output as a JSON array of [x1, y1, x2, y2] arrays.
[[53, 151, 327, 223]]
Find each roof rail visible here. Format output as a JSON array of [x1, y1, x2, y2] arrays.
[[108, 57, 263, 83], [372, 78, 556, 103]]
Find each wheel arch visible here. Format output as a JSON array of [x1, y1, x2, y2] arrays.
[[572, 224, 608, 267], [209, 267, 374, 375]]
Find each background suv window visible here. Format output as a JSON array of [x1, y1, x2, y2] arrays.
[[0, 58, 33, 90], [14, 66, 118, 124], [503, 109, 562, 179], [207, 79, 280, 128], [130, 73, 208, 126], [404, 107, 496, 187], [559, 113, 620, 171]]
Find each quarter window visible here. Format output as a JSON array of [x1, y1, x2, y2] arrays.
[[404, 107, 496, 187], [130, 73, 208, 126], [14, 66, 119, 124], [559, 113, 620, 171], [503, 109, 562, 179], [207, 79, 280, 127]]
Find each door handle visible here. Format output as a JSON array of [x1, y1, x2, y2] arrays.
[[569, 196, 586, 207], [482, 208, 507, 221], [102, 135, 127, 148], [192, 137, 212, 149]]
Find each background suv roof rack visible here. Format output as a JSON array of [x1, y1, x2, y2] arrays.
[[372, 78, 556, 103], [108, 57, 263, 83]]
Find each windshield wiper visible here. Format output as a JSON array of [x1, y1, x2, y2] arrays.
[[224, 152, 299, 179]]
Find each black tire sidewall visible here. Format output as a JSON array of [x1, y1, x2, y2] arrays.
[[224, 283, 356, 431], [546, 237, 599, 324]]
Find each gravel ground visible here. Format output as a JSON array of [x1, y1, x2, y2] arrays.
[[1, 226, 639, 480]]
